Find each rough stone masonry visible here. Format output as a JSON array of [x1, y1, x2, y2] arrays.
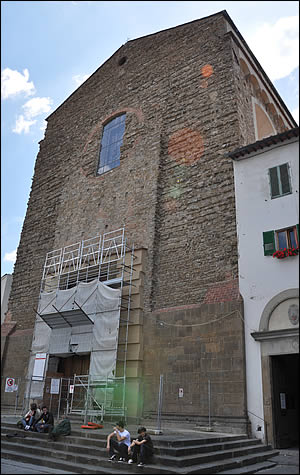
[[2, 10, 296, 431]]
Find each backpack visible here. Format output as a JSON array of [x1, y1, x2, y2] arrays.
[[49, 418, 71, 441]]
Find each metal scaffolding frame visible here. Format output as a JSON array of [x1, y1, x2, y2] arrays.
[[38, 227, 136, 421]]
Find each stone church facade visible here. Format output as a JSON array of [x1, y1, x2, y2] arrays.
[[1, 10, 296, 433]]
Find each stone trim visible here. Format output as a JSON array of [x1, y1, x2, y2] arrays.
[[251, 327, 299, 341], [259, 289, 299, 331]]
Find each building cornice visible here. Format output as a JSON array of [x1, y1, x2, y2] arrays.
[[227, 127, 299, 161], [251, 327, 299, 341]]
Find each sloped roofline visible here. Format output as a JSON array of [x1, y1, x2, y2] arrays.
[[227, 127, 299, 160], [46, 10, 297, 126], [46, 10, 226, 121]]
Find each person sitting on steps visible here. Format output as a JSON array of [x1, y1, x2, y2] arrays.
[[34, 405, 54, 433], [106, 420, 131, 462], [128, 426, 154, 467], [18, 403, 40, 431]]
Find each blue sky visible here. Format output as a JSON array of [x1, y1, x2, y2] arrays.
[[1, 0, 299, 276]]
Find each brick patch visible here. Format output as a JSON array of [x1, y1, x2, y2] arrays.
[[203, 279, 241, 304]]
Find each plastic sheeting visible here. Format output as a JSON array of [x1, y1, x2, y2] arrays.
[[30, 279, 121, 381]]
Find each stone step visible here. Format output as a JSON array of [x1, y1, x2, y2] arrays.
[[217, 460, 278, 473], [150, 434, 250, 448], [1, 431, 263, 462], [157, 439, 260, 456], [0, 445, 281, 475], [1, 445, 179, 474], [1, 438, 177, 474], [1, 448, 134, 474], [1, 420, 249, 447], [183, 450, 280, 474], [1, 426, 265, 461], [153, 444, 273, 468], [1, 434, 278, 472], [1, 420, 279, 474], [1, 424, 255, 452]]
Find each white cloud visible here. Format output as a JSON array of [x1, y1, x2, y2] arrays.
[[1, 68, 35, 99], [40, 120, 47, 132], [13, 115, 36, 134], [13, 98, 52, 134], [4, 249, 17, 263], [247, 16, 299, 81], [22, 97, 52, 118], [73, 74, 90, 87]]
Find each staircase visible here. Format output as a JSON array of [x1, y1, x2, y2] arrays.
[[1, 419, 279, 474]]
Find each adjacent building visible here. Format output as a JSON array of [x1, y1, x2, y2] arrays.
[[229, 127, 299, 448], [1, 10, 297, 435]]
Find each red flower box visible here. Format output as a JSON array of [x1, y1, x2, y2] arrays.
[[273, 247, 299, 259]]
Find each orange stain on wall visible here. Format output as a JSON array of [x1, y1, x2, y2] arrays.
[[201, 64, 213, 78], [168, 128, 204, 166]]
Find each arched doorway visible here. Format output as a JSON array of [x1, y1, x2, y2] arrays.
[[251, 289, 299, 448]]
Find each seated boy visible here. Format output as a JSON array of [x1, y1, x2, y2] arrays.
[[34, 405, 54, 433], [106, 421, 131, 462], [128, 426, 154, 467]]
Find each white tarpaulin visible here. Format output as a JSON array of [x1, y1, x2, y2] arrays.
[[29, 279, 121, 381]]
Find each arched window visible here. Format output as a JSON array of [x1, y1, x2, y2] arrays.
[[97, 114, 126, 175]]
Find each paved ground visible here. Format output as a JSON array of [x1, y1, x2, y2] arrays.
[[256, 448, 299, 474], [2, 449, 298, 474], [1, 458, 76, 474]]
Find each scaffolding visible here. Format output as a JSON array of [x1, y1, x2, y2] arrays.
[[38, 227, 135, 421]]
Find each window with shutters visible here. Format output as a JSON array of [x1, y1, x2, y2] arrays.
[[263, 225, 299, 256], [268, 163, 292, 199], [97, 114, 126, 175]]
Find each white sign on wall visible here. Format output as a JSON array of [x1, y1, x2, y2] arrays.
[[32, 353, 47, 381], [50, 378, 60, 394], [69, 385, 74, 394], [179, 388, 184, 398]]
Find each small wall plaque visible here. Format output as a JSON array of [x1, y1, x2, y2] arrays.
[[288, 304, 299, 326]]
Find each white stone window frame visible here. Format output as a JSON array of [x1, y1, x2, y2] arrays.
[[268, 162, 292, 199]]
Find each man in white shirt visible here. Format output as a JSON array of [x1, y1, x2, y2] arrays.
[[106, 420, 131, 462]]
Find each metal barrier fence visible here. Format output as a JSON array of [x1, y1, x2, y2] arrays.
[[1, 376, 74, 420], [1, 374, 126, 423], [1, 376, 23, 414]]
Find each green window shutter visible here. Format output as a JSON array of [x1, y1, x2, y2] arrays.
[[263, 230, 276, 256], [279, 164, 291, 194], [269, 167, 279, 198]]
